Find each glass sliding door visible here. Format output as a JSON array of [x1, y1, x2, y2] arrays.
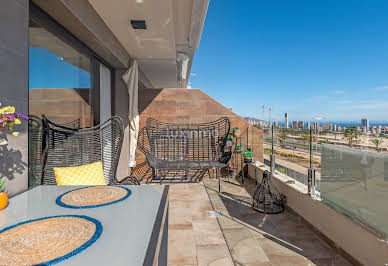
[[29, 20, 92, 127], [28, 14, 93, 188], [28, 6, 114, 188]]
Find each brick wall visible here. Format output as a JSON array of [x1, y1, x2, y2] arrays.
[[29, 88, 92, 127], [133, 88, 263, 179]]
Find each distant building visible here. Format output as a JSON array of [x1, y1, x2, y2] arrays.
[[361, 118, 369, 131], [313, 122, 320, 133], [284, 113, 289, 128], [322, 124, 329, 131], [306, 122, 311, 129], [292, 121, 298, 129], [298, 121, 304, 129]]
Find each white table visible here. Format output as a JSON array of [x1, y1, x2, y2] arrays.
[[0, 185, 168, 266]]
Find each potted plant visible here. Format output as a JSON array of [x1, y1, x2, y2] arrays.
[[242, 148, 253, 163], [0, 105, 28, 209], [0, 177, 7, 210], [234, 143, 244, 153], [0, 105, 28, 145]]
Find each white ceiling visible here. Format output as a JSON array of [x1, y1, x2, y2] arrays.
[[88, 0, 207, 88]]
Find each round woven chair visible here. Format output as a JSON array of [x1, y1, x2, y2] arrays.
[[41, 116, 137, 185], [28, 115, 80, 188]]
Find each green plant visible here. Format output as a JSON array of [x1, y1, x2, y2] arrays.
[[370, 138, 383, 151], [234, 143, 244, 151], [344, 126, 359, 146], [0, 178, 6, 193], [242, 148, 253, 158], [278, 168, 287, 175]]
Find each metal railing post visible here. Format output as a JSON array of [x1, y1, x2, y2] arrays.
[[308, 168, 316, 196]]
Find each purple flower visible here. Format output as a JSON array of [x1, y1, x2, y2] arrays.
[[15, 112, 28, 120]]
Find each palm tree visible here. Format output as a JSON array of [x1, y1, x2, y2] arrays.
[[370, 138, 383, 151], [344, 126, 359, 147]]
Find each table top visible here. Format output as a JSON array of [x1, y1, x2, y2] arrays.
[[0, 185, 168, 265]]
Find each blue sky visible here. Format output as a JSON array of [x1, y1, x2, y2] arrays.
[[29, 47, 90, 90], [190, 0, 388, 122]]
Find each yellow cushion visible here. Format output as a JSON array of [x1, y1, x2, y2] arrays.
[[54, 162, 107, 186]]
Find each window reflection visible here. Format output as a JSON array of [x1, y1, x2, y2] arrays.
[[28, 19, 92, 188]]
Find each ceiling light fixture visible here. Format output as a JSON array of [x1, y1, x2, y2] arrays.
[[131, 20, 147, 30]]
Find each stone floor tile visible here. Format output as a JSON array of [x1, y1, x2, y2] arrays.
[[192, 218, 226, 245], [168, 229, 197, 265], [267, 254, 312, 266], [235, 262, 272, 266], [229, 238, 271, 265], [223, 228, 270, 264], [196, 244, 234, 266], [217, 216, 246, 230], [256, 236, 302, 257], [191, 199, 214, 219]]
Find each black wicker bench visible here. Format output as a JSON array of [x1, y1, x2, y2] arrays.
[[145, 117, 232, 186]]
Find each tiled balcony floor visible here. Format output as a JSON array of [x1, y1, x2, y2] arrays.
[[166, 177, 353, 265], [203, 177, 353, 266], [167, 183, 234, 265]]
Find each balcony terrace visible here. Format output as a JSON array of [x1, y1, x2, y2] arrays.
[[2, 0, 388, 265]]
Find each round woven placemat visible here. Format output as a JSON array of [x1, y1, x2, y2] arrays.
[[56, 186, 131, 209], [0, 215, 102, 265]]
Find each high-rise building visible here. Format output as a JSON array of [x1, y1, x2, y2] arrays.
[[322, 124, 329, 131], [298, 121, 304, 129], [284, 113, 289, 128], [313, 122, 320, 132], [306, 122, 311, 129], [292, 121, 298, 129], [361, 118, 369, 131]]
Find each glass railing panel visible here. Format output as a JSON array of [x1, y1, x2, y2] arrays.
[[269, 126, 310, 187], [321, 144, 388, 238]]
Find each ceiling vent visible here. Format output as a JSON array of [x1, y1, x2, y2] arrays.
[[131, 20, 147, 30]]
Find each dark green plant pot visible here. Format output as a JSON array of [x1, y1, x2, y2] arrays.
[[244, 158, 252, 163]]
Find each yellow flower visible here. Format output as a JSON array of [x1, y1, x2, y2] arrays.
[[11, 132, 19, 136], [14, 118, 21, 125], [0, 106, 15, 115]]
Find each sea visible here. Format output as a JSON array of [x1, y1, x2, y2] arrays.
[[276, 121, 388, 128]]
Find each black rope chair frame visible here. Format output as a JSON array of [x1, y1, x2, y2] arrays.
[[145, 117, 232, 187], [41, 115, 131, 185], [28, 115, 80, 188]]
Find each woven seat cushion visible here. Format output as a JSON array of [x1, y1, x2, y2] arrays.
[[54, 162, 106, 186]]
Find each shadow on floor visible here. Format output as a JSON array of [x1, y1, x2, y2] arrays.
[[203, 179, 353, 266]]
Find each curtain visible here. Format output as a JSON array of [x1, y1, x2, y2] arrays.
[[122, 60, 139, 172]]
